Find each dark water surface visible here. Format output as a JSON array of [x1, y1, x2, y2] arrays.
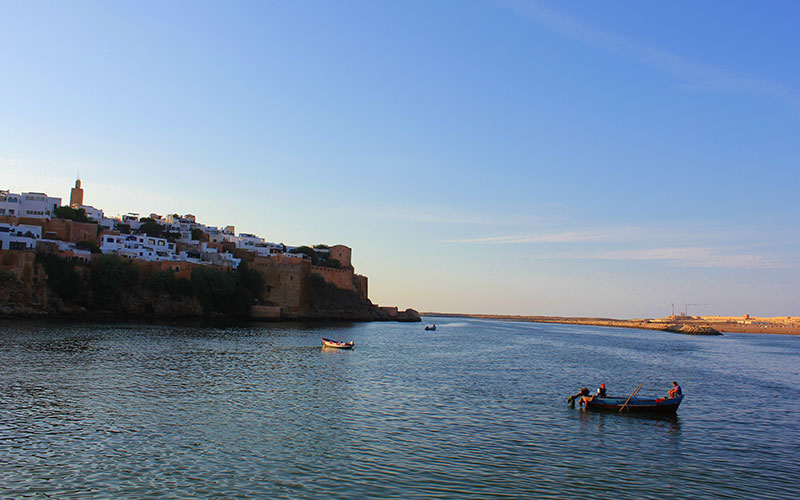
[[1, 317, 798, 499]]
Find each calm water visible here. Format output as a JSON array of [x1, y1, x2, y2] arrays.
[[1, 317, 798, 499]]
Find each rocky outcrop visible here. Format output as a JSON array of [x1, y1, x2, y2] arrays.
[[0, 275, 49, 318], [664, 323, 722, 335], [306, 274, 420, 322]]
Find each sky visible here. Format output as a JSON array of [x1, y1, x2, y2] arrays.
[[1, 1, 799, 318]]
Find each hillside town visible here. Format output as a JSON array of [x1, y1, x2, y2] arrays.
[[0, 179, 417, 321]]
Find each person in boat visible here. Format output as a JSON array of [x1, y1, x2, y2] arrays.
[[668, 381, 682, 398], [567, 387, 590, 407], [596, 383, 607, 397]]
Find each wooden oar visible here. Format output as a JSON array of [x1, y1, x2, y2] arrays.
[[619, 383, 642, 413]]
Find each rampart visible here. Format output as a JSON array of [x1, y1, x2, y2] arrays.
[[328, 244, 352, 269], [0, 216, 99, 243], [0, 250, 36, 285], [247, 254, 311, 318], [311, 265, 368, 300], [129, 260, 201, 280]]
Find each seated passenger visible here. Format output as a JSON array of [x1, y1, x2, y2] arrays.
[[596, 383, 607, 397], [668, 381, 682, 398]]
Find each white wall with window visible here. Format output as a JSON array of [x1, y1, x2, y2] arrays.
[[20, 192, 61, 219], [0, 223, 41, 250], [0, 190, 22, 217]]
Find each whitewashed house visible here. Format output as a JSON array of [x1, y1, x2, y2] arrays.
[[21, 192, 61, 219], [0, 190, 61, 219], [0, 191, 21, 217], [37, 239, 92, 262], [80, 205, 104, 221], [100, 234, 177, 262], [0, 223, 42, 250], [236, 233, 284, 257]]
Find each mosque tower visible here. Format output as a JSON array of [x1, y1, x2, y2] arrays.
[[70, 177, 84, 208]]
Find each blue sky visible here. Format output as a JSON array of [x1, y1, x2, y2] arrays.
[[2, 1, 798, 317]]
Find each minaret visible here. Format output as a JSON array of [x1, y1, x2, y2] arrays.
[[70, 178, 84, 208]]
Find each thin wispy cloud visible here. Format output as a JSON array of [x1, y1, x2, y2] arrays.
[[444, 223, 786, 269], [443, 228, 633, 244], [348, 205, 563, 227], [504, 0, 800, 113], [586, 247, 779, 269], [523, 247, 781, 269]]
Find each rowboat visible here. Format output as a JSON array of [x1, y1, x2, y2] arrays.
[[321, 337, 354, 349], [583, 395, 683, 414], [424, 325, 436, 331]]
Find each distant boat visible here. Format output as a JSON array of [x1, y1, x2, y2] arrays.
[[584, 395, 683, 414], [321, 337, 354, 349], [424, 324, 436, 331]]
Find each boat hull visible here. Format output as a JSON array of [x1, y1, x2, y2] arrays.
[[584, 395, 683, 414], [321, 337, 354, 349]]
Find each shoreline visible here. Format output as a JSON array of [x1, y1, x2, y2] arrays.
[[422, 312, 800, 335]]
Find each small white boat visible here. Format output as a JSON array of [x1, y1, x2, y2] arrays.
[[321, 337, 354, 349]]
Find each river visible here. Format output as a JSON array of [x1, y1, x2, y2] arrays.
[[1, 317, 798, 499]]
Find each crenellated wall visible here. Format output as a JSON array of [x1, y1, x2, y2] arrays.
[[312, 265, 352, 289]]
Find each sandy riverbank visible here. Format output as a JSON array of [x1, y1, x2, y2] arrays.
[[422, 313, 800, 335]]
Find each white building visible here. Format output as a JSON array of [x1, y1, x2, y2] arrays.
[[0, 191, 21, 217], [37, 239, 93, 262], [100, 233, 177, 262], [179, 243, 241, 269], [80, 205, 104, 221], [98, 217, 116, 231], [0, 223, 42, 250], [236, 233, 284, 257], [21, 192, 61, 219], [116, 213, 143, 231], [0, 190, 61, 219]]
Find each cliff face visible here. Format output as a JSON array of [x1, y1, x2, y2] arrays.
[[0, 275, 48, 318], [306, 274, 420, 322], [1, 251, 419, 323], [0, 276, 205, 320]]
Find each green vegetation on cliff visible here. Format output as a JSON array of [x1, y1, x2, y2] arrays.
[[290, 246, 341, 268], [35, 252, 86, 303], [6, 252, 414, 322], [191, 263, 263, 315], [89, 254, 140, 309], [53, 206, 93, 223], [28, 252, 265, 318]]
